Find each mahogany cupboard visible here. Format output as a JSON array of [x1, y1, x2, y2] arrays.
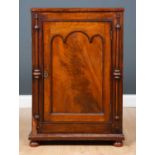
[[29, 8, 124, 147]]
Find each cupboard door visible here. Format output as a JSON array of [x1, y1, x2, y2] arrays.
[[42, 21, 112, 133]]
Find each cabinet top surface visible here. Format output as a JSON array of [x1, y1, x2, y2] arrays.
[[31, 8, 124, 12]]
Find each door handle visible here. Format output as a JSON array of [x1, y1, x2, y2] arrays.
[[44, 71, 48, 78]]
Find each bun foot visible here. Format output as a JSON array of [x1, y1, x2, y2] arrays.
[[113, 141, 123, 147], [29, 141, 39, 147]]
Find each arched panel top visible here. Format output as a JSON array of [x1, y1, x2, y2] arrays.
[[50, 34, 65, 43], [51, 31, 104, 44], [90, 34, 105, 43]]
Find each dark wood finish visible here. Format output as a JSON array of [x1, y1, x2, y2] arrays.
[[29, 8, 124, 146], [113, 141, 123, 147], [29, 133, 124, 141], [29, 141, 40, 147]]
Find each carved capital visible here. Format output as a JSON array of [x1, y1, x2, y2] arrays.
[[33, 14, 39, 30], [113, 69, 121, 79], [34, 13, 39, 19], [115, 13, 121, 30], [33, 69, 41, 79]]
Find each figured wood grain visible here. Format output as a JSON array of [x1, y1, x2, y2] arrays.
[[51, 31, 103, 113], [30, 8, 124, 145], [43, 21, 111, 124]]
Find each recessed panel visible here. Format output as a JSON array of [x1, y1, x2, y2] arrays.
[[52, 32, 103, 113], [43, 21, 111, 122]]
